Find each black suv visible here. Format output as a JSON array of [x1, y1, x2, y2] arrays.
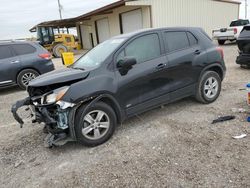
[[12, 28, 226, 147], [0, 41, 54, 89], [236, 25, 250, 68]]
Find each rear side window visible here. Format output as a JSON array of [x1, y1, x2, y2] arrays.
[[12, 44, 36, 55], [230, 20, 249, 27], [0, 45, 14, 60], [187, 32, 198, 46], [165, 31, 189, 52], [121, 34, 161, 63]]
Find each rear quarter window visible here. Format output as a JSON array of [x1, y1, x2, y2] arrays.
[[187, 32, 198, 46], [12, 44, 36, 55]]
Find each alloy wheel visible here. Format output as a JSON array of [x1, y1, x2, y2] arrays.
[[204, 77, 218, 99], [82, 110, 110, 140]]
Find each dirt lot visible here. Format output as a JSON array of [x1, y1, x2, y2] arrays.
[[0, 44, 250, 188]]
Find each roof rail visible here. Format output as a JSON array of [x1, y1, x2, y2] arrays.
[[0, 39, 26, 43]]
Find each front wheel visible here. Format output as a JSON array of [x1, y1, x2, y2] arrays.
[[195, 71, 221, 104], [75, 102, 117, 147]]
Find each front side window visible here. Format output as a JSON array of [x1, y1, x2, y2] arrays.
[[12, 44, 36, 55], [120, 34, 161, 64], [0, 45, 14, 60], [165, 31, 189, 52], [230, 20, 249, 27]]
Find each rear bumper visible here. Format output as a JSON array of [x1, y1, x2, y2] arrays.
[[213, 36, 236, 41], [38, 60, 55, 74], [236, 54, 250, 65]]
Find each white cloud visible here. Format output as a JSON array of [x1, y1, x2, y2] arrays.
[[0, 0, 118, 40]]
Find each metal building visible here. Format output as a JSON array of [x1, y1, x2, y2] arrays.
[[76, 0, 240, 49], [31, 0, 240, 50]]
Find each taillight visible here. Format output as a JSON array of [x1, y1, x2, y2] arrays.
[[39, 53, 51, 60], [233, 28, 237, 34], [216, 47, 224, 59]]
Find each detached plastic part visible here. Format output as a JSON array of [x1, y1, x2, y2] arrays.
[[11, 97, 31, 127]]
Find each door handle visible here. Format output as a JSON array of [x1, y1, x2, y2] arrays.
[[156, 63, 167, 70], [194, 50, 201, 55], [10, 60, 20, 64]]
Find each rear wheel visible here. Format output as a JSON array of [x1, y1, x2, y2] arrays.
[[53, 44, 68, 58], [195, 71, 221, 104], [218, 40, 226, 45], [75, 102, 117, 147], [17, 69, 39, 89]]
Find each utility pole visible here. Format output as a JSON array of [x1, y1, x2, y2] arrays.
[[57, 0, 63, 20], [246, 0, 248, 19]]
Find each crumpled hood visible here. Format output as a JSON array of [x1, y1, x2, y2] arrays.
[[29, 68, 90, 87]]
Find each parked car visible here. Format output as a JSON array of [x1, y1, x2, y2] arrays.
[[212, 19, 249, 45], [236, 25, 250, 68], [0, 41, 54, 89], [12, 27, 226, 147]]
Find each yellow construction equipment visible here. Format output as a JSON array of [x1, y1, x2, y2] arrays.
[[34, 26, 78, 58]]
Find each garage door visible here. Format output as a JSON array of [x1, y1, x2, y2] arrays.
[[96, 18, 110, 43], [121, 9, 143, 34], [80, 25, 93, 50]]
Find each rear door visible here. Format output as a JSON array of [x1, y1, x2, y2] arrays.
[[0, 45, 20, 85], [11, 43, 37, 68], [164, 31, 201, 93]]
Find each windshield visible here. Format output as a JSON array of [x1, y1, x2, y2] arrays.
[[72, 38, 125, 69], [230, 20, 249, 27]]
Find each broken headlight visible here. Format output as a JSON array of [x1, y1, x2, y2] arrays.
[[45, 86, 69, 104]]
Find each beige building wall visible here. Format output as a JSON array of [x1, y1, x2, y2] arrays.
[[77, 5, 151, 48], [126, 0, 240, 37]]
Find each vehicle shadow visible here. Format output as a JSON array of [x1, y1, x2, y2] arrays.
[[0, 85, 22, 95]]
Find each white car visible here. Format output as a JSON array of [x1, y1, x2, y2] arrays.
[[212, 19, 249, 45]]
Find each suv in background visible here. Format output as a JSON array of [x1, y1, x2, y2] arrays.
[[236, 25, 250, 68], [0, 41, 54, 89], [12, 28, 226, 147]]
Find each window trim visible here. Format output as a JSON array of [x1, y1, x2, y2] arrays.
[[115, 32, 162, 65]]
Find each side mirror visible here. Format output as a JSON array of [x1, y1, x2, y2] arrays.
[[117, 57, 137, 69], [117, 57, 137, 76]]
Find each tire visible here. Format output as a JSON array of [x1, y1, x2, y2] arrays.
[[75, 102, 117, 147], [240, 64, 250, 69], [52, 44, 68, 58], [195, 71, 221, 104], [17, 69, 39, 90], [218, 40, 226, 45]]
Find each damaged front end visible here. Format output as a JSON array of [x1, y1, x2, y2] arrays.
[[11, 86, 78, 148]]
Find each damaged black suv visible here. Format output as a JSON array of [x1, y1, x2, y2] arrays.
[[12, 28, 226, 147]]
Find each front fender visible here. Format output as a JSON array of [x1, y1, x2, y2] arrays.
[[62, 75, 117, 103]]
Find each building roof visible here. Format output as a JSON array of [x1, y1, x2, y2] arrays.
[[30, 0, 241, 32]]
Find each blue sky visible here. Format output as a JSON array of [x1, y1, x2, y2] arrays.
[[0, 0, 247, 40]]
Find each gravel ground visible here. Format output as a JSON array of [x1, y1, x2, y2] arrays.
[[0, 43, 250, 188]]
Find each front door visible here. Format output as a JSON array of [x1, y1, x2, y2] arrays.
[[0, 45, 20, 85], [114, 32, 169, 116]]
